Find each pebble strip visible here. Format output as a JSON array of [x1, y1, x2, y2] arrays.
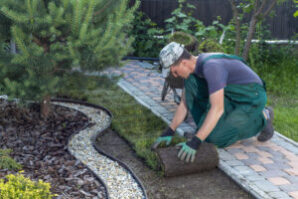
[[53, 102, 144, 199]]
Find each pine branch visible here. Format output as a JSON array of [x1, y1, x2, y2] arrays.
[[11, 26, 29, 57], [79, 0, 95, 40], [0, 7, 29, 23], [72, 0, 84, 34], [93, 1, 113, 17], [26, 0, 34, 20], [32, 35, 50, 53]]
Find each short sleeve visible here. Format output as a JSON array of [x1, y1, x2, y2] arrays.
[[202, 60, 228, 94]]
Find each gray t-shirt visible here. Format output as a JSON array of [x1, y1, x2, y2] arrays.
[[194, 53, 263, 94]]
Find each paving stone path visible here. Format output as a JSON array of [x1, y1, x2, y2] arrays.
[[101, 61, 298, 199]]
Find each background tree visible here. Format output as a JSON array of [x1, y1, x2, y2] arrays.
[[294, 0, 298, 17], [228, 0, 286, 60], [0, 0, 139, 118]]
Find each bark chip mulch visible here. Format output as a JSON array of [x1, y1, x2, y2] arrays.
[[0, 100, 106, 199]]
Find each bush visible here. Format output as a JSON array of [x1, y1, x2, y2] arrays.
[[168, 31, 198, 53], [0, 172, 56, 199], [129, 11, 166, 57], [198, 39, 224, 53], [0, 149, 22, 170]]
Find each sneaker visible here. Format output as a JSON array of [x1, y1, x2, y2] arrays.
[[257, 107, 274, 142]]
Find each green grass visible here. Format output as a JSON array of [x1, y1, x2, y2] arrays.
[[250, 55, 298, 142], [267, 93, 298, 141]]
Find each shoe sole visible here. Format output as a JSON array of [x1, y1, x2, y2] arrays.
[[257, 107, 274, 142]]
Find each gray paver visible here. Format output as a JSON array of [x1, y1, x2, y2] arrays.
[[287, 176, 298, 184], [245, 174, 266, 182], [268, 191, 292, 199], [246, 152, 260, 159], [280, 184, 298, 192], [260, 170, 289, 178], [263, 162, 292, 170], [226, 148, 244, 154], [273, 136, 298, 155], [233, 165, 256, 176], [268, 150, 285, 159], [224, 160, 245, 166], [241, 158, 261, 166], [218, 150, 235, 161], [253, 180, 280, 192], [161, 112, 174, 120]]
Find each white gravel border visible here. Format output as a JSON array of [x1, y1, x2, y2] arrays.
[[53, 102, 145, 199]]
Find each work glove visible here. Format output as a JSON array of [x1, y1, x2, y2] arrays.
[[177, 136, 202, 163], [151, 127, 175, 149]]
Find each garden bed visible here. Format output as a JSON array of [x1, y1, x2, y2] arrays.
[[0, 100, 106, 199]]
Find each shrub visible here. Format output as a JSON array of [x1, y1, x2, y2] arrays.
[[168, 31, 198, 53], [129, 11, 166, 57], [0, 171, 56, 199], [0, 149, 22, 170], [198, 39, 224, 53]]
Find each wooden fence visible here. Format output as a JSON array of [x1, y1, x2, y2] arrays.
[[137, 0, 297, 39]]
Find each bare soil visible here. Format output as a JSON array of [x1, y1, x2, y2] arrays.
[[96, 129, 254, 199]]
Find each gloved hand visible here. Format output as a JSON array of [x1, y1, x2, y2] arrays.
[[177, 136, 202, 163], [151, 127, 175, 149]]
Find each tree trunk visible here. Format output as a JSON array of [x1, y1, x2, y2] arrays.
[[242, 0, 277, 60], [242, 15, 258, 60], [155, 143, 219, 177], [229, 0, 241, 55], [41, 95, 51, 119]]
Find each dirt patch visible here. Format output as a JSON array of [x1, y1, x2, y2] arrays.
[[0, 101, 106, 199], [96, 129, 253, 199]]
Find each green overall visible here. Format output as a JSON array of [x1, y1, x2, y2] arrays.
[[185, 54, 267, 148]]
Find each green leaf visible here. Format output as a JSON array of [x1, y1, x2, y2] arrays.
[[177, 12, 187, 18]]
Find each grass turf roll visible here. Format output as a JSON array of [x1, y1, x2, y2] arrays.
[[155, 143, 219, 177]]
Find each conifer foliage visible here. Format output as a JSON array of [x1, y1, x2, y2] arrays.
[[0, 0, 139, 117]]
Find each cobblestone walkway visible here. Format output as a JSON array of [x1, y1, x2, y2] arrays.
[[101, 61, 298, 199]]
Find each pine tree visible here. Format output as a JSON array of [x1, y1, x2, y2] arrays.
[[0, 0, 139, 118]]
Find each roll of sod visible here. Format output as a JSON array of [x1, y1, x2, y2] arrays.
[[156, 143, 219, 177]]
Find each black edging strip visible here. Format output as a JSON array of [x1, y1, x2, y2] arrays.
[[122, 56, 159, 62], [51, 98, 148, 199]]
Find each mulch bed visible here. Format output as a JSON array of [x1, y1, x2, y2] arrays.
[[0, 100, 106, 199]]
